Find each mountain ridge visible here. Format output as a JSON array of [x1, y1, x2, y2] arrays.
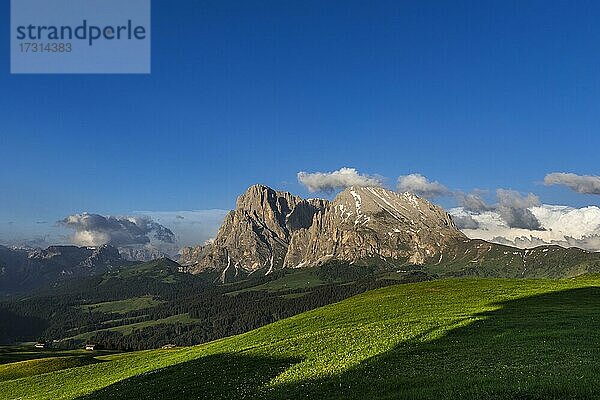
[[0, 244, 127, 293], [177, 184, 600, 282]]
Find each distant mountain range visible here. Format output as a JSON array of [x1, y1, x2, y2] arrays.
[[180, 184, 600, 281], [2, 184, 600, 293], [117, 245, 170, 262], [0, 242, 171, 293], [0, 244, 126, 293]]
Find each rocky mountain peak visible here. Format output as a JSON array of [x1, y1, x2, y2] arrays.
[[233, 184, 304, 239], [283, 186, 465, 268], [181, 184, 465, 281], [179, 185, 328, 279], [118, 245, 169, 262], [81, 244, 122, 268], [332, 186, 460, 232]]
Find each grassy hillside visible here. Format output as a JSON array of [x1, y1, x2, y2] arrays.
[[0, 260, 405, 350], [2, 276, 600, 399]]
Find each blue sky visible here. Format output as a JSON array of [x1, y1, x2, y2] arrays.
[[1, 0, 600, 248]]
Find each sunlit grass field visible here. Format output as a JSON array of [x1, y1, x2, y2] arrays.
[[2, 276, 600, 399]]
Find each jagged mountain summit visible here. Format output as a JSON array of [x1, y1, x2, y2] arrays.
[[118, 245, 170, 262], [179, 184, 327, 281], [180, 184, 467, 280]]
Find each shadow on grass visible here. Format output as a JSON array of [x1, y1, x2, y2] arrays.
[[75, 352, 301, 400], [265, 286, 600, 400], [0, 355, 105, 382], [79, 287, 600, 400]]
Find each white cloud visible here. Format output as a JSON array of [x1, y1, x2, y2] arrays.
[[71, 229, 111, 247], [452, 214, 480, 229], [544, 172, 600, 195], [297, 167, 384, 193], [397, 174, 450, 199], [533, 205, 600, 237], [60, 213, 175, 247], [456, 190, 492, 213], [450, 204, 600, 252], [454, 189, 543, 230], [495, 189, 542, 230]]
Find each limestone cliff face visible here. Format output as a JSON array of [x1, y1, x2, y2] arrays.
[[284, 186, 465, 268], [180, 185, 327, 279], [180, 185, 465, 281]]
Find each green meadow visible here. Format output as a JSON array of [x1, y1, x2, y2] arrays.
[[2, 276, 600, 399]]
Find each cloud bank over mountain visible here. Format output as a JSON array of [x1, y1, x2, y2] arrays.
[[57, 210, 229, 257], [60, 213, 176, 247], [454, 172, 600, 250], [451, 205, 600, 252], [492, 189, 543, 230]]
